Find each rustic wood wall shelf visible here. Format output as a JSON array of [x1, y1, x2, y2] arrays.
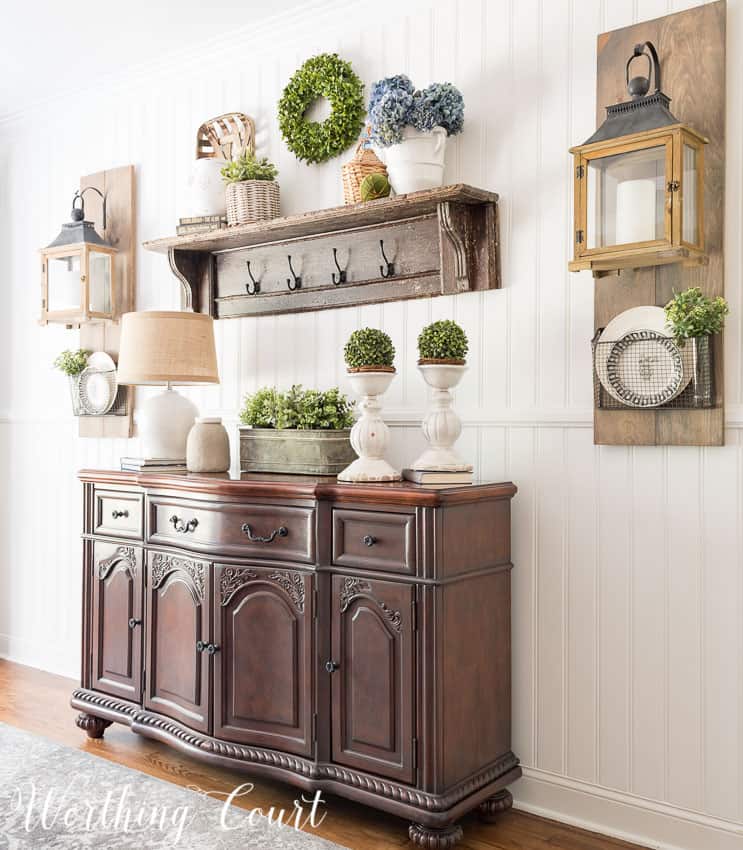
[[142, 184, 500, 318], [591, 2, 725, 447]]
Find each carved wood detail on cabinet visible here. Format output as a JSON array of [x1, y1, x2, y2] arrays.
[[76, 473, 519, 849]]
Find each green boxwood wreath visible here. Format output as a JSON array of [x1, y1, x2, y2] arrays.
[[278, 53, 365, 164]]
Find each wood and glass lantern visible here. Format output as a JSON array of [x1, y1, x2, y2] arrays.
[[40, 188, 117, 327], [569, 42, 707, 276]]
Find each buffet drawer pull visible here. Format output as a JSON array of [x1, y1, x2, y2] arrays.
[[111, 509, 130, 519], [170, 515, 199, 534], [325, 660, 339, 673], [363, 535, 377, 547], [241, 523, 288, 544], [128, 618, 142, 629]]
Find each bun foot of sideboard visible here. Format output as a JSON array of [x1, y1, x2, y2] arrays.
[[478, 788, 514, 823], [408, 822, 463, 848], [75, 712, 112, 739]]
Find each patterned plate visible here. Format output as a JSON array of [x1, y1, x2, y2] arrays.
[[605, 331, 684, 408], [79, 367, 117, 415]]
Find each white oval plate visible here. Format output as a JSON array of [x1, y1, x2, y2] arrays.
[[79, 351, 118, 415]]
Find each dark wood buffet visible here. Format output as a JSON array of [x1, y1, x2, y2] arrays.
[[72, 470, 520, 848]]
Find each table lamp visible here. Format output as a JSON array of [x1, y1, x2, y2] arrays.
[[116, 311, 219, 461]]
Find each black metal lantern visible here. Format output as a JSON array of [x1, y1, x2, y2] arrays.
[[40, 187, 117, 326], [569, 42, 707, 275]]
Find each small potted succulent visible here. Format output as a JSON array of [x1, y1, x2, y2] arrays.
[[53, 348, 90, 415], [412, 320, 472, 472], [665, 287, 728, 407], [368, 75, 464, 194], [221, 150, 280, 226], [239, 385, 356, 475], [338, 328, 401, 482]]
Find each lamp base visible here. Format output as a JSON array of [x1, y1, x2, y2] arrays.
[[137, 388, 198, 460]]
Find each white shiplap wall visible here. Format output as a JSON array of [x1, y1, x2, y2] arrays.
[[1, 0, 742, 847]]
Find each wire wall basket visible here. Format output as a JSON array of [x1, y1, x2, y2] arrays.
[[592, 330, 715, 410]]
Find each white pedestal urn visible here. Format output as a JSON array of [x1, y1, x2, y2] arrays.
[[382, 126, 447, 195], [411, 362, 473, 472], [338, 369, 401, 482]]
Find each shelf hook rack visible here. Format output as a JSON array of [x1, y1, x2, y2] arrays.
[[245, 260, 260, 295], [331, 247, 347, 285], [379, 240, 395, 278], [286, 255, 302, 291]]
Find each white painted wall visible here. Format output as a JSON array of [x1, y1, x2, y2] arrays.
[[1, 1, 742, 847]]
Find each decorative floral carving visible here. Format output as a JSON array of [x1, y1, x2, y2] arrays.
[[150, 552, 205, 602], [339, 576, 402, 632], [97, 546, 137, 581], [268, 570, 306, 612], [220, 567, 257, 606]]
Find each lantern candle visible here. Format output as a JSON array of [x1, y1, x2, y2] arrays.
[[615, 178, 656, 245]]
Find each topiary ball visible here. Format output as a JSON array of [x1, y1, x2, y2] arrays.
[[359, 173, 391, 202]]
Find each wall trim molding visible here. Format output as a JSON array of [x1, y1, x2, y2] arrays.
[[516, 767, 743, 850], [0, 635, 78, 682]]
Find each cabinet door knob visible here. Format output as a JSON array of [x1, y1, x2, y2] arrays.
[[170, 515, 198, 534], [206, 643, 221, 656], [128, 618, 142, 629], [363, 535, 377, 547], [196, 640, 206, 652], [112, 509, 129, 519], [241, 523, 288, 544], [325, 660, 339, 673]]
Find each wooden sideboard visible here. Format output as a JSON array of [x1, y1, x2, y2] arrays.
[[72, 470, 520, 848]]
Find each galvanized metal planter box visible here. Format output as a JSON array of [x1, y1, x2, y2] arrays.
[[239, 427, 356, 475]]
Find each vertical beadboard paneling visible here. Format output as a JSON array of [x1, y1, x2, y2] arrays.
[[0, 1, 742, 845]]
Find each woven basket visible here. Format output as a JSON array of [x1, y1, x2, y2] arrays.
[[342, 139, 388, 205], [196, 113, 255, 161], [226, 181, 281, 226]]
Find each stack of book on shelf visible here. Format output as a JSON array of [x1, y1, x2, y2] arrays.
[[121, 457, 187, 473], [402, 469, 473, 487], [176, 214, 228, 235]]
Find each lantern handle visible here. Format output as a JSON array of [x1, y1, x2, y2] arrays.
[[71, 186, 107, 230], [626, 41, 661, 98]]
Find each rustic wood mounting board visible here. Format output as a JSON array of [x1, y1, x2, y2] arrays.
[[79, 165, 137, 439], [142, 184, 500, 318], [593, 1, 725, 446]]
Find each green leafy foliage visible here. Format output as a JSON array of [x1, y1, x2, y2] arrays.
[[278, 53, 365, 164], [221, 150, 278, 184], [664, 287, 729, 345], [343, 328, 395, 370], [417, 320, 469, 361], [359, 173, 391, 201], [239, 385, 355, 430], [53, 349, 90, 376]]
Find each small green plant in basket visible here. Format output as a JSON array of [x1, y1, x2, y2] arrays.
[[664, 287, 729, 346], [53, 349, 90, 376], [343, 328, 396, 372], [417, 320, 469, 363], [221, 150, 278, 184]]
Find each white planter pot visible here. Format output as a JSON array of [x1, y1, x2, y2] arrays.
[[381, 126, 447, 195], [337, 370, 401, 482], [411, 363, 473, 472], [187, 417, 230, 473], [183, 158, 227, 218]]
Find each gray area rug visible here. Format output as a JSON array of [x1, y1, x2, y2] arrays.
[[0, 722, 347, 849]]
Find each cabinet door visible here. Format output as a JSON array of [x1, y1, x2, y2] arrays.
[[213, 565, 313, 756], [91, 542, 143, 702], [331, 575, 415, 783], [144, 551, 210, 732]]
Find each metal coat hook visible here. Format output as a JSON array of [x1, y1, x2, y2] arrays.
[[331, 247, 347, 285], [379, 240, 395, 278], [245, 260, 260, 295], [286, 255, 302, 291]]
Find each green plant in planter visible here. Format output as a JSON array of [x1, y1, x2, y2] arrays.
[[221, 150, 278, 184], [344, 328, 395, 371], [240, 385, 354, 430], [664, 287, 729, 346], [417, 320, 469, 363], [53, 349, 90, 376]]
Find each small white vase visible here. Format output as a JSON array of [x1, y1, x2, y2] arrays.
[[187, 417, 230, 473], [337, 370, 401, 482], [183, 158, 227, 218], [411, 363, 473, 472], [381, 126, 448, 195]]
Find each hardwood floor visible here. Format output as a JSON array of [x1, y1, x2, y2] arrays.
[[0, 659, 645, 850]]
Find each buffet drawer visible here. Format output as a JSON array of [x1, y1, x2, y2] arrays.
[[332, 508, 416, 575], [148, 497, 315, 563], [94, 489, 144, 539]]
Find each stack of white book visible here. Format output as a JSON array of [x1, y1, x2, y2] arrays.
[[121, 457, 187, 473], [402, 469, 473, 486]]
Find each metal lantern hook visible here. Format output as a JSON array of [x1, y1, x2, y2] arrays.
[[71, 186, 107, 229], [626, 41, 661, 99]]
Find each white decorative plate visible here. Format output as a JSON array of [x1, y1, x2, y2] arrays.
[[605, 331, 684, 408], [79, 352, 118, 415]]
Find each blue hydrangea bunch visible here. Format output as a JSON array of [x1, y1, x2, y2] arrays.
[[368, 76, 465, 147]]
